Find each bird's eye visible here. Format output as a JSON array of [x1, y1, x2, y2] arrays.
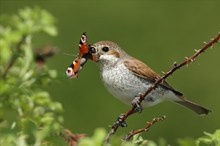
[[102, 47, 109, 52], [89, 47, 96, 53]]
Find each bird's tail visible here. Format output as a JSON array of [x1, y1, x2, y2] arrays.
[[175, 97, 211, 115]]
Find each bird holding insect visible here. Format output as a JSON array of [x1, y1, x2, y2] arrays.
[[66, 33, 211, 116]]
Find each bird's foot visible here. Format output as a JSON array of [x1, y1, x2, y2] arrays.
[[115, 114, 127, 127], [131, 94, 143, 113]]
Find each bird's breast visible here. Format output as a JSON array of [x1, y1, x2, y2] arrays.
[[100, 63, 150, 104], [100, 62, 172, 106]]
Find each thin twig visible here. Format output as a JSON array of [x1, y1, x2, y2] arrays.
[[123, 115, 166, 141], [105, 33, 220, 142], [2, 35, 27, 78]]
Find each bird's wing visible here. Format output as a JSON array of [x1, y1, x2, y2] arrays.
[[123, 57, 183, 96]]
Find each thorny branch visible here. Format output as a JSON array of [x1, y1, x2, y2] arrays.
[[123, 116, 166, 141], [105, 33, 220, 142]]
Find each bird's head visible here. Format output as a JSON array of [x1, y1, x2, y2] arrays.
[[89, 41, 127, 67]]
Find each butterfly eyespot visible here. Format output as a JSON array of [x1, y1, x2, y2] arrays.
[[66, 68, 73, 77], [89, 47, 96, 53], [102, 47, 109, 52]]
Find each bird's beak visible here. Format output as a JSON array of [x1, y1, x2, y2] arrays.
[[91, 53, 99, 62]]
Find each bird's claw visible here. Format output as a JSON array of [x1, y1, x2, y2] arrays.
[[131, 94, 143, 113], [115, 114, 127, 127]]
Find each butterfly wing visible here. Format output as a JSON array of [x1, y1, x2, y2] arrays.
[[78, 32, 89, 57]]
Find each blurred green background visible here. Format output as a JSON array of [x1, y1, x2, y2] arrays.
[[1, 0, 219, 145]]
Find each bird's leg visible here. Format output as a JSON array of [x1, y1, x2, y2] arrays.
[[114, 93, 144, 128], [131, 93, 143, 113], [115, 114, 127, 127], [114, 94, 144, 127]]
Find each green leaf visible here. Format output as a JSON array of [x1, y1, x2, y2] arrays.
[[196, 130, 220, 146], [92, 128, 107, 145], [44, 26, 57, 36], [21, 119, 38, 145]]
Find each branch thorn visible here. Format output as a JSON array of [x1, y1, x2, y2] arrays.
[[194, 49, 199, 53], [185, 56, 189, 60], [173, 61, 178, 67]]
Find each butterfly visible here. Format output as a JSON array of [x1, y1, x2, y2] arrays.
[[66, 32, 90, 78]]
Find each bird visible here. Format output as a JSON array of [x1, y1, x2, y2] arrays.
[[88, 41, 211, 116]]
